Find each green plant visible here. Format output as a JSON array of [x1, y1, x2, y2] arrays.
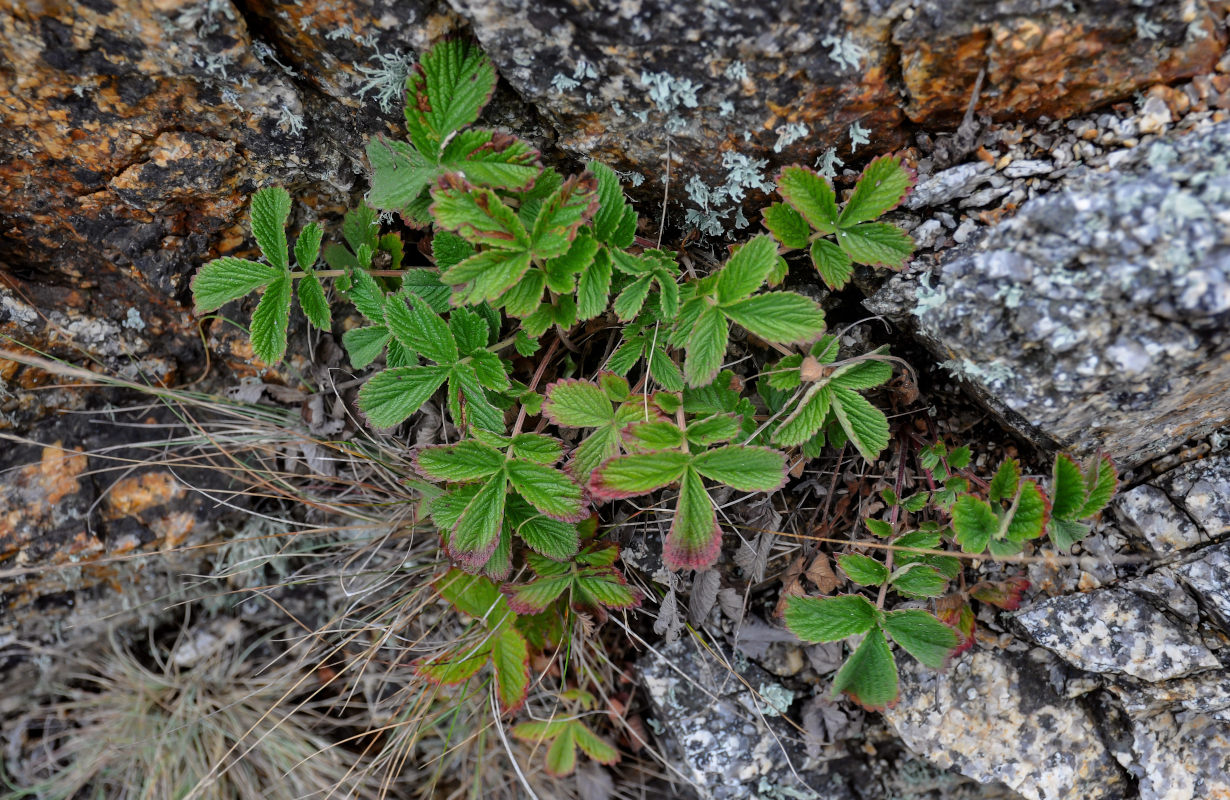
[[184, 33, 1118, 781], [784, 444, 1118, 709]]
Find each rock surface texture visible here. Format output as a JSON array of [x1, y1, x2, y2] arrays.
[[872, 122, 1230, 468]]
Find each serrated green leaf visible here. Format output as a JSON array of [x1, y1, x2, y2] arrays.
[[505, 460, 584, 520], [450, 474, 507, 566], [544, 380, 614, 428], [342, 325, 391, 369], [1004, 480, 1049, 542], [449, 307, 490, 355], [716, 235, 778, 304], [435, 568, 507, 621], [573, 569, 640, 611], [432, 231, 476, 271], [830, 386, 889, 463], [1049, 517, 1089, 551], [359, 365, 450, 428], [192, 257, 279, 312], [832, 626, 898, 710], [504, 574, 572, 614], [1078, 454, 1117, 518], [515, 329, 540, 357], [623, 421, 685, 452], [416, 645, 489, 686], [509, 434, 563, 465], [250, 271, 292, 364], [810, 238, 854, 290], [684, 415, 740, 447], [511, 514, 579, 563], [296, 266, 331, 331], [385, 292, 458, 365], [890, 530, 941, 565], [446, 250, 536, 308], [531, 172, 599, 259], [773, 383, 833, 447], [947, 446, 972, 470], [723, 292, 826, 344], [571, 720, 620, 765], [952, 495, 997, 554], [663, 467, 721, 570], [988, 458, 1021, 504], [837, 222, 913, 269], [784, 594, 878, 642], [648, 346, 685, 392], [763, 202, 811, 249], [342, 204, 379, 254], [690, 445, 786, 491], [571, 427, 621, 483], [612, 275, 653, 322], [448, 363, 506, 433], [366, 139, 434, 216], [577, 246, 612, 320], [441, 128, 540, 190], [415, 440, 505, 482], [250, 187, 291, 271], [840, 154, 914, 227], [883, 610, 956, 669], [499, 269, 546, 318], [890, 563, 948, 598], [470, 350, 510, 391], [829, 355, 893, 390], [865, 518, 894, 538], [901, 493, 929, 512], [386, 336, 416, 368], [406, 38, 497, 154], [544, 724, 578, 776], [838, 553, 889, 586], [1050, 453, 1086, 520], [589, 161, 635, 248], [588, 451, 691, 498], [345, 265, 387, 323], [490, 624, 530, 713], [293, 220, 323, 269], [684, 307, 729, 387], [777, 166, 839, 234]]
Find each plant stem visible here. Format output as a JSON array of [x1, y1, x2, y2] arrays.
[[511, 337, 559, 437], [876, 431, 909, 610]]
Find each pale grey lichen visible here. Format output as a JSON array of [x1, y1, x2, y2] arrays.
[[773, 122, 809, 153], [551, 72, 580, 93], [848, 121, 870, 152], [1135, 14, 1162, 40], [814, 147, 844, 180], [122, 308, 146, 332], [719, 100, 735, 116], [356, 49, 416, 114], [724, 60, 749, 81], [821, 34, 868, 72], [641, 71, 701, 113]]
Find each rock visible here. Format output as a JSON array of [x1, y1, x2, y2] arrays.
[[1126, 710, 1230, 800], [1114, 484, 1206, 554], [1158, 452, 1230, 536], [884, 648, 1128, 800], [639, 636, 866, 799], [1124, 571, 1201, 624], [906, 162, 994, 209], [1014, 588, 1219, 683], [869, 122, 1230, 467], [1174, 542, 1230, 635]]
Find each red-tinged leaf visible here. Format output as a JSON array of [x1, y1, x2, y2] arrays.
[[531, 172, 600, 259], [838, 153, 915, 227], [574, 568, 642, 611], [1078, 453, 1118, 518], [413, 440, 505, 482], [662, 467, 722, 570], [415, 645, 489, 685], [542, 379, 614, 428], [784, 594, 878, 642], [572, 721, 620, 765], [503, 575, 572, 614], [969, 577, 1031, 611], [588, 452, 691, 500], [434, 568, 511, 623], [505, 460, 587, 521], [690, 445, 788, 492], [544, 724, 578, 776], [988, 458, 1020, 504], [882, 609, 958, 669], [1003, 480, 1050, 542], [1050, 452, 1087, 520], [491, 625, 530, 714], [951, 495, 997, 554], [448, 474, 507, 566], [935, 595, 976, 656], [776, 165, 839, 234]]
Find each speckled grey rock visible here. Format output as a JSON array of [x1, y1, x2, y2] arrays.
[[637, 637, 868, 800], [1124, 571, 1201, 623], [1115, 484, 1206, 554], [1174, 542, 1230, 635], [884, 648, 1127, 800], [1159, 453, 1230, 536], [1126, 710, 1230, 800], [868, 122, 1230, 468], [1014, 589, 1219, 682]]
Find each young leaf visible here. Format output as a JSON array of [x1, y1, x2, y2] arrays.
[[776, 166, 838, 234], [838, 553, 889, 586], [250, 272, 292, 365], [406, 38, 497, 154], [342, 326, 392, 369], [505, 460, 586, 521], [883, 609, 957, 669], [837, 222, 913, 269], [414, 440, 506, 482], [810, 238, 854, 290], [1077, 454, 1117, 518], [684, 306, 729, 387], [722, 293, 827, 344], [250, 187, 292, 270], [987, 458, 1021, 504], [830, 386, 890, 463], [191, 257, 279, 312], [296, 266, 331, 330], [504, 574, 572, 614], [831, 626, 898, 710], [889, 563, 948, 598], [294, 220, 323, 270], [662, 467, 721, 570], [589, 160, 637, 248], [717, 235, 778, 304], [1050, 453, 1087, 520], [839, 153, 914, 227], [1003, 480, 1049, 542], [762, 202, 811, 250], [952, 495, 998, 554], [783, 594, 878, 642]]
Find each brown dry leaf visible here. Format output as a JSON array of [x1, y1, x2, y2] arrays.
[[688, 569, 721, 627], [773, 554, 808, 617], [805, 552, 841, 595]]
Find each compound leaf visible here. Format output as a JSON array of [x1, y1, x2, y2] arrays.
[[883, 609, 957, 669], [192, 257, 279, 312], [839, 153, 914, 227], [777, 166, 839, 234]]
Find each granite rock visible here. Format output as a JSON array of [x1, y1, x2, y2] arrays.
[[1014, 588, 1219, 682], [1114, 484, 1206, 554], [884, 647, 1128, 800], [1174, 542, 1230, 635], [1127, 710, 1230, 800], [1158, 452, 1230, 536], [869, 122, 1230, 467]]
